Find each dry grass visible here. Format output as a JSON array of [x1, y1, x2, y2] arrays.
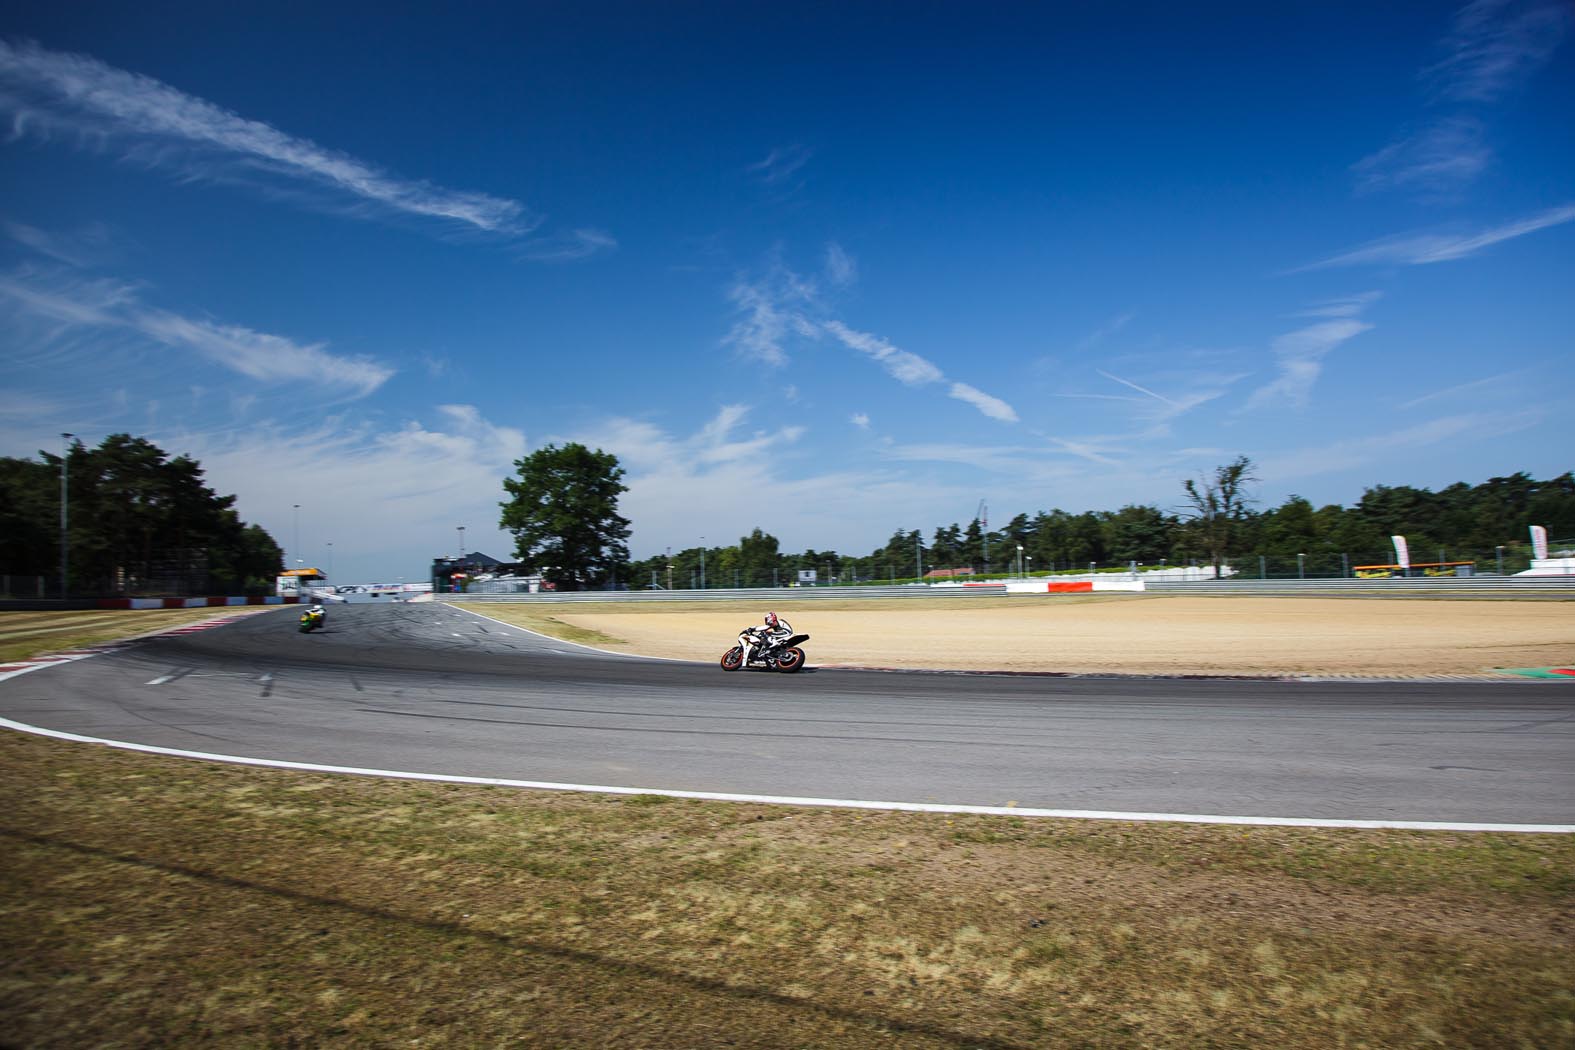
[[2, 732, 1571, 1049]]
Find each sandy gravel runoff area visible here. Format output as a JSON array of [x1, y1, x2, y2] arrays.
[[475, 595, 1575, 678]]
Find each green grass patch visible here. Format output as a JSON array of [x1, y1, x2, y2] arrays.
[[0, 608, 262, 663], [460, 607, 629, 647], [2, 732, 1569, 1049]]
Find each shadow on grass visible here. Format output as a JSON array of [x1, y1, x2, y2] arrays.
[[4, 826, 1030, 1050]]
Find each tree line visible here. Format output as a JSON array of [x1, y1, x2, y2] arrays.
[[1, 435, 284, 596], [499, 445, 1574, 590], [6, 435, 1568, 596]]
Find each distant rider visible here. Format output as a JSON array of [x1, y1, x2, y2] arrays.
[[739, 611, 793, 665]]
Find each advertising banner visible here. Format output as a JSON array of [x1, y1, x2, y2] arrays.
[[1530, 524, 1549, 561], [1390, 535, 1411, 570], [798, 569, 817, 583]]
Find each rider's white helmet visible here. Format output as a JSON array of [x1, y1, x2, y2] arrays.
[[764, 612, 778, 628]]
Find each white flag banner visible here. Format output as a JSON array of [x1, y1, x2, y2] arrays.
[[1530, 525, 1549, 561], [1391, 535, 1411, 569]]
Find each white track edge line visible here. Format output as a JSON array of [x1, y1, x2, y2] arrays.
[[449, 603, 699, 663], [0, 713, 1566, 834], [4, 619, 1570, 834]]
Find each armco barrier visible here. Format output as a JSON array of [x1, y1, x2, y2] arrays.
[[1145, 577, 1575, 597]]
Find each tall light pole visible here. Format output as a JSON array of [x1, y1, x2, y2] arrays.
[[293, 504, 301, 570], [60, 433, 73, 600], [700, 536, 706, 590], [1017, 544, 1024, 578], [458, 525, 466, 560], [1297, 553, 1306, 580], [326, 542, 333, 581], [915, 533, 922, 581]]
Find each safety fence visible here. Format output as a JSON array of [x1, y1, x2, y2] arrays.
[[440, 575, 1575, 603], [1144, 576, 1575, 597], [0, 576, 48, 600]]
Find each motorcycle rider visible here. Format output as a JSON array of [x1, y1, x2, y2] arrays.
[[740, 611, 793, 665]]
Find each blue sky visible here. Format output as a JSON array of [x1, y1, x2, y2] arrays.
[[2, 2, 1571, 583]]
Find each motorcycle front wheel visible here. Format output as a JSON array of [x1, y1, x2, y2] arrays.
[[774, 647, 805, 673], [720, 646, 744, 671]]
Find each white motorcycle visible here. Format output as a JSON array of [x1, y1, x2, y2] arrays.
[[719, 628, 809, 673]]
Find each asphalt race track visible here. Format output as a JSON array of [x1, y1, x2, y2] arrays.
[[3, 602, 1571, 829]]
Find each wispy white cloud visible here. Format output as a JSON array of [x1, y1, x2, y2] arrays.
[[3, 219, 115, 268], [1296, 203, 1575, 270], [174, 407, 528, 575], [1043, 435, 1124, 467], [1424, 0, 1572, 103], [587, 404, 802, 477], [136, 311, 392, 396], [1351, 117, 1491, 197], [948, 383, 1019, 423], [1072, 312, 1135, 353], [1296, 292, 1383, 318], [0, 267, 139, 329], [0, 37, 528, 233], [513, 228, 617, 262], [1354, 2, 1568, 202], [825, 242, 857, 286], [1396, 369, 1529, 410], [726, 259, 1018, 424], [850, 412, 870, 429], [1096, 369, 1177, 408], [0, 264, 393, 396], [824, 322, 1019, 422], [1259, 409, 1545, 481], [723, 262, 823, 367], [746, 144, 813, 186], [824, 321, 946, 386], [1242, 316, 1373, 412], [1060, 368, 1242, 428], [877, 440, 1040, 471]]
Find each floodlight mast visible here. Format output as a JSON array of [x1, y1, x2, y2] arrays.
[[977, 498, 989, 574], [60, 433, 73, 600]]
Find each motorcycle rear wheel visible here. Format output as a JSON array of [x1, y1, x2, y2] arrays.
[[774, 647, 805, 673], [720, 645, 744, 671]]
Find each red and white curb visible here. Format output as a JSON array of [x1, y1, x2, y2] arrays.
[[0, 613, 265, 684], [0, 648, 118, 681]]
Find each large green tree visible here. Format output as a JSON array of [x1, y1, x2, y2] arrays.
[[1, 435, 282, 595], [0, 455, 57, 583], [499, 443, 631, 590], [736, 527, 782, 587]]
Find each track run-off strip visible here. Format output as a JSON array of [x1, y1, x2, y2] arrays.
[[1, 615, 1570, 834]]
